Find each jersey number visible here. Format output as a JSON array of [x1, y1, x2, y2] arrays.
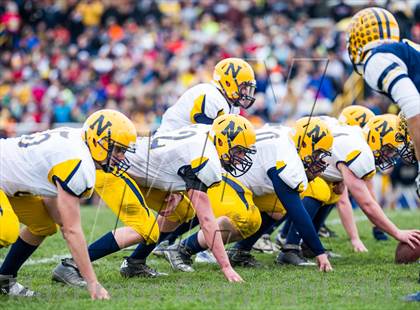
[[18, 130, 69, 148], [150, 130, 197, 149], [256, 131, 280, 142]]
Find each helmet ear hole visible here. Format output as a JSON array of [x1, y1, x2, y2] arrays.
[[218, 138, 223, 147], [93, 138, 97, 146]]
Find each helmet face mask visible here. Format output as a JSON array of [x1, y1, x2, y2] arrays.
[[231, 81, 256, 109], [95, 129, 136, 177], [373, 143, 400, 170], [221, 145, 256, 177], [303, 149, 331, 181], [397, 112, 417, 164]]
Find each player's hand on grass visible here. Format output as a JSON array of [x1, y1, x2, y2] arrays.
[[87, 281, 110, 300], [395, 229, 420, 249], [316, 254, 333, 272], [351, 238, 368, 252], [222, 266, 244, 282]]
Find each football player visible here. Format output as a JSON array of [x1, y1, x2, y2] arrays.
[[52, 114, 257, 283], [347, 7, 420, 196], [152, 58, 256, 255], [279, 114, 420, 266], [157, 58, 256, 133], [219, 117, 333, 271], [339, 105, 388, 241], [0, 110, 137, 299]]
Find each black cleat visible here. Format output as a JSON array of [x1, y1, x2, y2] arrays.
[[0, 274, 37, 297], [301, 243, 342, 259], [52, 258, 86, 287], [227, 248, 261, 267], [120, 257, 167, 278], [276, 249, 316, 266]]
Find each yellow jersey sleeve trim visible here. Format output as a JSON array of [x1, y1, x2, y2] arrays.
[[190, 94, 224, 125], [275, 160, 287, 172], [191, 157, 209, 174], [48, 159, 82, 185], [362, 169, 376, 180], [48, 159, 86, 197], [344, 150, 361, 166]]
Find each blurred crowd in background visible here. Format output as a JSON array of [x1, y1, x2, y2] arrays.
[[1, 0, 419, 136], [0, 1, 419, 207]]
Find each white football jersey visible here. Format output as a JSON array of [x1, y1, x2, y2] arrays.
[[238, 125, 308, 196], [157, 83, 240, 133], [0, 128, 96, 197], [320, 116, 376, 182], [127, 124, 222, 191]]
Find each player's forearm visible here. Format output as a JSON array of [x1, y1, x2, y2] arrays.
[[189, 189, 232, 270], [336, 192, 360, 241], [200, 219, 231, 270], [357, 200, 399, 238], [61, 226, 98, 285]]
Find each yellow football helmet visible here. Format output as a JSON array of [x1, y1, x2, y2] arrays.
[[338, 105, 375, 128], [397, 111, 416, 164], [290, 117, 333, 180], [213, 58, 256, 109], [347, 7, 400, 74], [363, 114, 405, 170], [210, 114, 256, 177], [82, 109, 137, 176]]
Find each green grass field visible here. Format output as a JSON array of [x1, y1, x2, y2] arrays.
[[1, 206, 419, 309]]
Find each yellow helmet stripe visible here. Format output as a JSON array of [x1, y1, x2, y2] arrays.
[[371, 8, 384, 39]]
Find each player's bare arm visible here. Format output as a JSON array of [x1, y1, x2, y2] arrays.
[[55, 183, 109, 300]]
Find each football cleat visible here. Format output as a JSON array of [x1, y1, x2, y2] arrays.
[[0, 274, 36, 297], [301, 243, 342, 259], [52, 258, 86, 287], [275, 232, 286, 248], [372, 226, 389, 241], [227, 248, 261, 267], [276, 250, 316, 267], [194, 250, 217, 264], [164, 244, 194, 272], [120, 257, 167, 278], [318, 224, 337, 238], [252, 234, 280, 254], [152, 240, 171, 258]]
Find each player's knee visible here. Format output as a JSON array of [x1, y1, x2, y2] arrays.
[[241, 207, 262, 239], [131, 222, 160, 245], [302, 178, 331, 203]]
